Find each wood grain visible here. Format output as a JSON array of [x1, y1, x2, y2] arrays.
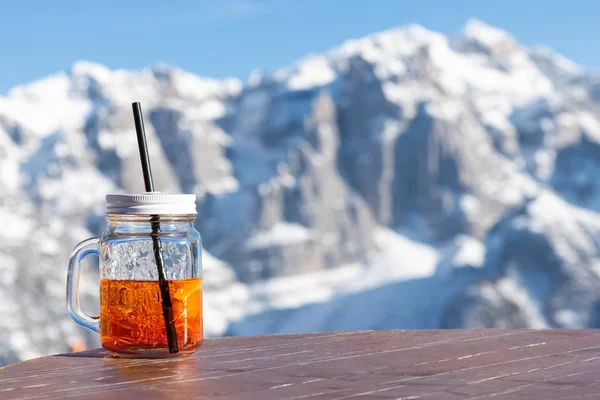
[[1, 330, 600, 399]]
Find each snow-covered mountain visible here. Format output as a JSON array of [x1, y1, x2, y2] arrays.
[[2, 19, 600, 365]]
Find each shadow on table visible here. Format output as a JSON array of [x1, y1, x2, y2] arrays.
[[49, 349, 199, 389], [54, 349, 110, 358], [53, 349, 197, 363]]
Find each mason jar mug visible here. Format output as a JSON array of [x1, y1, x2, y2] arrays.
[[67, 194, 203, 357]]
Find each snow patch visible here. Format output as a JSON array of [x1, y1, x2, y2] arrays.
[[452, 236, 485, 268], [496, 269, 548, 328], [246, 223, 313, 249], [461, 19, 515, 49], [71, 61, 112, 83], [0, 209, 33, 241], [528, 46, 581, 75], [286, 55, 336, 90], [0, 73, 92, 135]]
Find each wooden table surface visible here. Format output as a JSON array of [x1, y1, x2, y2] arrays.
[[1, 329, 600, 399]]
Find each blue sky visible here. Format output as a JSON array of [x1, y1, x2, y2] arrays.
[[0, 0, 598, 94]]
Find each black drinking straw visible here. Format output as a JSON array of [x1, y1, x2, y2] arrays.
[[132, 102, 179, 354]]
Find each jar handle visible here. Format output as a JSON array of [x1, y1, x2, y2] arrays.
[[66, 237, 100, 333]]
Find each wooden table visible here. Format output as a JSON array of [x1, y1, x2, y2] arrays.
[[1, 330, 600, 399]]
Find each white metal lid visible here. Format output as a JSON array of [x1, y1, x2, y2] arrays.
[[106, 193, 197, 215]]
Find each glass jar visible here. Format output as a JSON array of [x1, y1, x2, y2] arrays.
[[67, 194, 203, 357]]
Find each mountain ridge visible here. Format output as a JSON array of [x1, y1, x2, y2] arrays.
[[1, 19, 599, 366]]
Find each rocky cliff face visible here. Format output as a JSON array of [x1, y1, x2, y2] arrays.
[[2, 19, 600, 365]]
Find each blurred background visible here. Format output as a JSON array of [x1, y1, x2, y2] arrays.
[[1, 0, 600, 366]]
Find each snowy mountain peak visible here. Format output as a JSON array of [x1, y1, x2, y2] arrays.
[[529, 46, 580, 72], [330, 23, 444, 63], [460, 18, 516, 48], [69, 60, 112, 82], [528, 46, 582, 85]]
